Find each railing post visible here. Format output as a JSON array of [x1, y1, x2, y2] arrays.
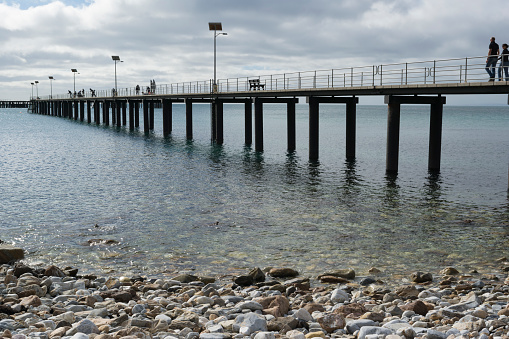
[[351, 67, 353, 86], [465, 57, 468, 82], [373, 65, 375, 86], [380, 65, 383, 86], [313, 71, 316, 88], [433, 60, 436, 84], [284, 73, 286, 90], [405, 63, 408, 85], [331, 69, 334, 87]]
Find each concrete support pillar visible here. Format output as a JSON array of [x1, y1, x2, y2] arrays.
[[116, 101, 121, 127], [87, 101, 91, 123], [287, 102, 296, 152], [68, 102, 73, 119], [386, 103, 401, 173], [135, 101, 140, 128], [111, 102, 116, 125], [95, 101, 100, 125], [129, 101, 134, 130], [309, 97, 319, 161], [211, 100, 217, 141], [162, 99, 172, 136], [122, 101, 127, 126], [428, 102, 443, 171], [143, 100, 149, 133], [216, 100, 224, 145], [104, 101, 110, 126], [254, 98, 263, 152], [149, 101, 155, 130], [245, 102, 252, 145], [186, 99, 193, 140], [74, 101, 78, 120], [80, 101, 85, 121], [346, 101, 357, 159]]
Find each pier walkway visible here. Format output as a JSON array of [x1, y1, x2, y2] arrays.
[[30, 55, 509, 174]]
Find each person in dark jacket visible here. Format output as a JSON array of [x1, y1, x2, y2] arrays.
[[486, 37, 499, 81], [498, 43, 509, 81]]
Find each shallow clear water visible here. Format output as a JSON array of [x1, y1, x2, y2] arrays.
[[0, 104, 508, 279]]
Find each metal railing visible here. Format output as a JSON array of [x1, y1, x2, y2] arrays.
[[39, 55, 507, 100]]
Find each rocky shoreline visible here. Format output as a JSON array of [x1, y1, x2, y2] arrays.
[[1, 256, 509, 339]]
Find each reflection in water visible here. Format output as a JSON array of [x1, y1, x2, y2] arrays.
[[384, 172, 401, 209], [338, 159, 363, 201], [423, 171, 443, 206], [284, 151, 299, 184], [307, 160, 322, 188]]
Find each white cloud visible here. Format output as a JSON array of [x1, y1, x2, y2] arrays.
[[0, 0, 508, 105]]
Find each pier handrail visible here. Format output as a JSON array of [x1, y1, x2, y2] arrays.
[[39, 55, 506, 100]]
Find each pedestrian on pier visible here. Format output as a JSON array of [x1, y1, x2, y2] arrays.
[[136, 84, 140, 95], [486, 37, 499, 81], [499, 43, 509, 81]]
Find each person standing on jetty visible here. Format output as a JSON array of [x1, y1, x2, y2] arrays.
[[486, 36, 499, 81], [499, 43, 509, 81]]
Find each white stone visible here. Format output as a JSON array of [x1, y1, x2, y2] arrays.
[[330, 288, 350, 303], [254, 331, 276, 339], [233, 313, 267, 335], [237, 301, 263, 311], [357, 326, 393, 339], [286, 330, 306, 339], [293, 308, 313, 322]]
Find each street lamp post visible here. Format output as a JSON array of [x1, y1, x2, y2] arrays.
[[111, 56, 123, 96], [208, 22, 227, 93], [49, 76, 54, 99], [71, 69, 78, 97], [34, 81, 39, 99], [31, 82, 34, 100]]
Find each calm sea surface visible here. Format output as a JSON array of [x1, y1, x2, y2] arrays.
[[0, 104, 508, 279]]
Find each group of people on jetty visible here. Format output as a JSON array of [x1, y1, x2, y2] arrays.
[[486, 36, 509, 81], [135, 79, 157, 95]]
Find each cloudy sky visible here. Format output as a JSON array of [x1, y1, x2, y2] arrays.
[[1, 0, 509, 104]]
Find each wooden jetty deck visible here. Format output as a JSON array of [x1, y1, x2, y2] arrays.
[[29, 55, 509, 175]]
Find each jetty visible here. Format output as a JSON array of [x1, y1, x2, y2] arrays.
[[29, 55, 509, 174], [0, 100, 30, 108]]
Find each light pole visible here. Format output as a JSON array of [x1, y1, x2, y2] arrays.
[[49, 76, 54, 99], [34, 81, 39, 99], [71, 69, 78, 96], [208, 22, 227, 92], [112, 56, 123, 96], [31, 82, 34, 100]]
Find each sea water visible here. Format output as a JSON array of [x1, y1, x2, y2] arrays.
[[0, 104, 508, 278]]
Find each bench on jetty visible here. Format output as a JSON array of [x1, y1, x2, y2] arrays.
[[249, 79, 265, 90]]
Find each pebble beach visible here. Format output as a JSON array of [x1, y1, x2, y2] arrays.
[[1, 247, 509, 339]]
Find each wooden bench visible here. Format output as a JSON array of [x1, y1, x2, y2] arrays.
[[249, 79, 265, 90]]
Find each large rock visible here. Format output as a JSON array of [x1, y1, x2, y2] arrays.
[[330, 288, 350, 303], [410, 271, 433, 283], [357, 326, 393, 339], [395, 285, 420, 299], [74, 319, 100, 335], [452, 315, 485, 332], [315, 313, 345, 333], [317, 269, 355, 280], [256, 295, 290, 317], [233, 313, 267, 336], [334, 303, 367, 318], [400, 300, 429, 316], [268, 268, 299, 278], [345, 319, 378, 334], [0, 245, 24, 264]]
